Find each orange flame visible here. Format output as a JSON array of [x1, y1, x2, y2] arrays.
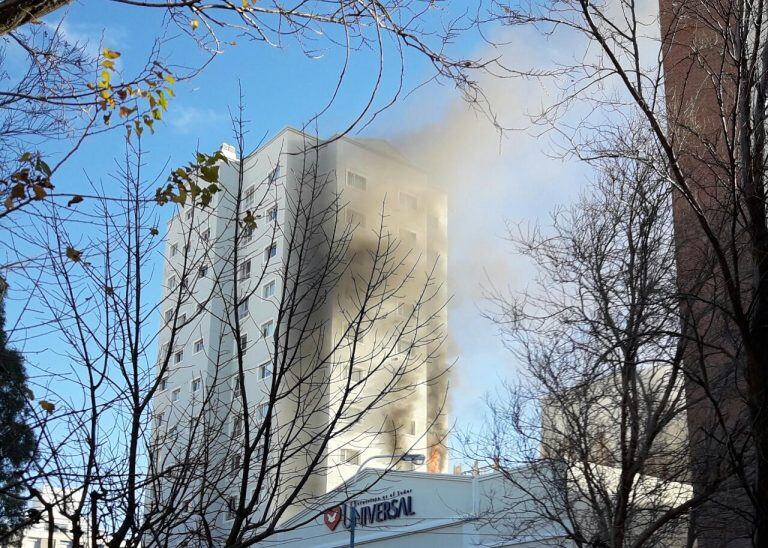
[[427, 444, 445, 473]]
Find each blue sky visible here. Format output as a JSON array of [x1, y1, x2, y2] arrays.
[[6, 1, 595, 467]]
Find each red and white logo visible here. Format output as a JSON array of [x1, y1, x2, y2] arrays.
[[324, 506, 342, 531]]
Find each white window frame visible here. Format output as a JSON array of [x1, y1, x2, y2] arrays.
[[225, 496, 237, 521], [174, 350, 183, 364], [170, 243, 178, 256], [194, 339, 204, 354], [243, 185, 255, 207], [264, 243, 277, 262], [346, 171, 367, 190], [237, 298, 249, 320], [267, 205, 278, 222], [258, 360, 272, 379], [261, 320, 274, 339], [340, 448, 360, 465], [191, 377, 202, 393], [258, 402, 269, 420], [263, 280, 276, 298], [238, 259, 252, 280], [237, 333, 248, 355], [171, 388, 180, 402], [232, 415, 243, 437]]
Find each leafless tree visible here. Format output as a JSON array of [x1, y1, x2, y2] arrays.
[[487, 0, 768, 543], [467, 129, 727, 547], [0, 0, 495, 221], [0, 99, 448, 547]]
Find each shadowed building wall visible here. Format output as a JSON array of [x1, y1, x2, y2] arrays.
[[658, 1, 755, 545]]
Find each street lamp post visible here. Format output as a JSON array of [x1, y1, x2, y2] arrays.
[[348, 452, 425, 548]]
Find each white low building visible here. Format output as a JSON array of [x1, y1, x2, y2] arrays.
[[268, 468, 564, 547]]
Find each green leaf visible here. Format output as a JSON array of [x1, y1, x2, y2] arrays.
[[200, 165, 219, 183], [39, 400, 55, 414]]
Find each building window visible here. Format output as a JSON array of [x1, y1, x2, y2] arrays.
[[170, 243, 178, 256], [165, 309, 174, 324], [258, 361, 272, 379], [201, 228, 210, 242], [238, 333, 248, 355], [159, 376, 168, 391], [346, 209, 366, 228], [178, 313, 187, 325], [347, 171, 367, 190], [174, 350, 183, 364], [31, 539, 43, 548], [267, 205, 278, 222], [242, 225, 253, 243], [340, 449, 360, 465], [232, 375, 241, 393], [156, 412, 165, 427], [237, 298, 249, 320], [264, 243, 277, 262], [397, 302, 414, 318], [167, 275, 178, 291], [408, 419, 416, 436], [258, 402, 269, 420], [269, 164, 281, 182], [350, 367, 364, 383], [194, 339, 204, 354], [226, 496, 237, 521], [399, 192, 418, 210], [160, 342, 170, 359], [263, 280, 276, 298], [261, 320, 274, 339], [172, 388, 180, 402], [238, 259, 251, 280], [244, 186, 255, 207], [232, 416, 243, 437], [230, 453, 241, 474], [192, 377, 202, 392], [186, 208, 193, 221], [198, 264, 209, 278]]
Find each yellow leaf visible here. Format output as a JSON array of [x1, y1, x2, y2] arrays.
[[39, 400, 55, 414], [101, 59, 115, 70], [242, 0, 248, 6], [190, 19, 199, 30], [102, 49, 121, 59], [163, 73, 176, 85], [66, 246, 82, 262], [119, 106, 136, 117]]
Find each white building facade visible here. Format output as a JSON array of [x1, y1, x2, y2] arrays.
[[150, 127, 448, 541], [270, 468, 564, 548]]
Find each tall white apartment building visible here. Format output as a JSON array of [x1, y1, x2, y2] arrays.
[[151, 127, 447, 539]]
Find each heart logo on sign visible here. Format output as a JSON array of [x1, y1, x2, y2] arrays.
[[324, 506, 342, 531]]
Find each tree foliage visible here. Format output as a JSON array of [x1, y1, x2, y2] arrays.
[[0, 278, 35, 540]]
